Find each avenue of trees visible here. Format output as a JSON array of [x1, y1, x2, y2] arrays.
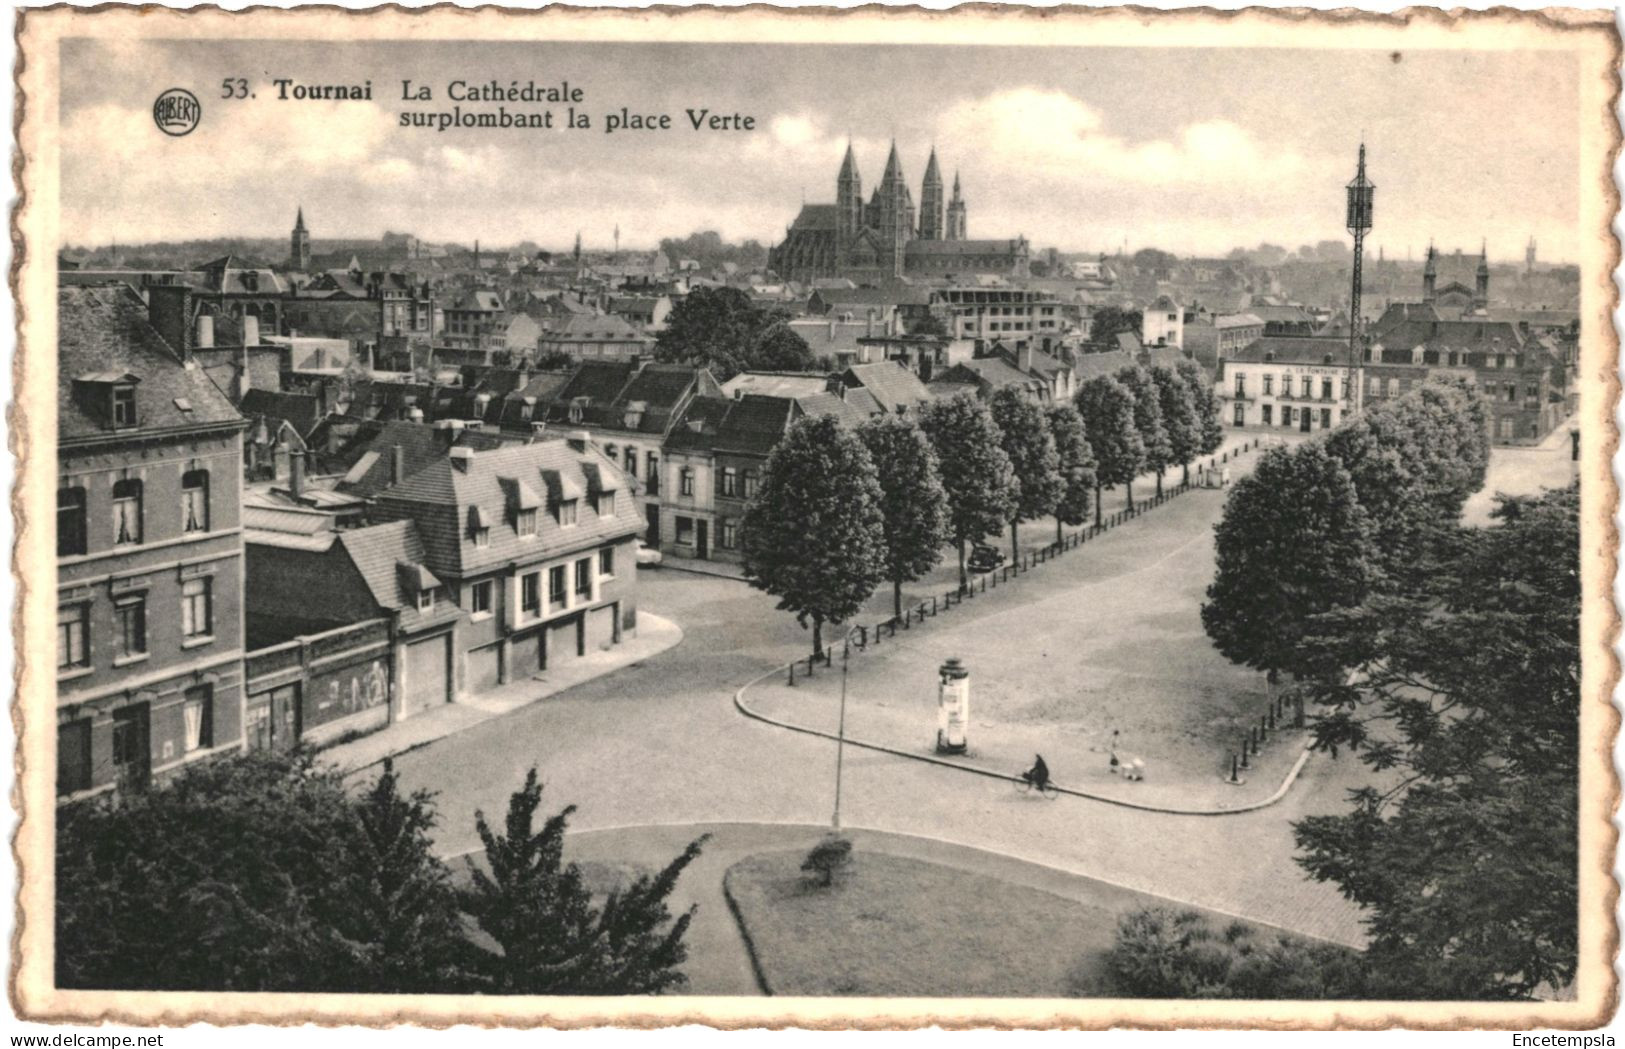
[[1200, 379, 1574, 998], [56, 755, 704, 994], [653, 287, 813, 380], [738, 367, 1224, 655]]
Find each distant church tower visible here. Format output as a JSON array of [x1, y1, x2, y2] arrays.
[[1422, 242, 1437, 303], [919, 148, 945, 241], [1526, 236, 1537, 275], [877, 142, 913, 279], [1475, 241, 1490, 306], [836, 143, 862, 249], [291, 206, 311, 271], [946, 172, 968, 240]]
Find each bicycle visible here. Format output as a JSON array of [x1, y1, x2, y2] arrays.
[[1014, 770, 1060, 799]]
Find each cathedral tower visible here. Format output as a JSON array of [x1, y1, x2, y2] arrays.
[[290, 206, 311, 271], [1475, 240, 1490, 306], [1422, 242, 1437, 302], [946, 171, 968, 240], [919, 147, 945, 241], [878, 141, 912, 278], [836, 143, 863, 249]]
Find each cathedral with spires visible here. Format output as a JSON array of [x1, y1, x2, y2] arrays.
[[768, 142, 1030, 285]]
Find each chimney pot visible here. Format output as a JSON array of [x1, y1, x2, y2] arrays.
[[289, 450, 306, 500], [390, 443, 405, 486], [449, 446, 475, 472]]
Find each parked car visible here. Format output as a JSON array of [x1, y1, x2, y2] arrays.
[[967, 543, 1005, 574], [636, 541, 663, 567]]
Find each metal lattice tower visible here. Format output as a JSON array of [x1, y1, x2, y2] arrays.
[[1345, 142, 1375, 412]]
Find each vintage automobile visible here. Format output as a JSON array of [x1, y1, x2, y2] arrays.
[[967, 543, 1005, 574]]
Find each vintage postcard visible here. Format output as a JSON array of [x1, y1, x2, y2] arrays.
[[10, 3, 1620, 1030]]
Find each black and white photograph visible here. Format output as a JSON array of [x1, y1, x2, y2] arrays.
[[10, 4, 1619, 1031]]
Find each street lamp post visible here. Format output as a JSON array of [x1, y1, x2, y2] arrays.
[[832, 624, 862, 832]]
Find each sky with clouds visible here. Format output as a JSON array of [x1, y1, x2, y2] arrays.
[[59, 38, 1581, 262]]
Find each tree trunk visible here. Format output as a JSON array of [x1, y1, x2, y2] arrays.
[[957, 538, 967, 592], [1056, 516, 1064, 547], [893, 578, 902, 621], [1094, 482, 1103, 528], [1010, 519, 1019, 562], [1182, 462, 1190, 487], [1126, 479, 1135, 511], [812, 616, 823, 659], [1156, 470, 1164, 496]]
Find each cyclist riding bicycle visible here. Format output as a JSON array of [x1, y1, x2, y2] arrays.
[[1022, 754, 1050, 791]]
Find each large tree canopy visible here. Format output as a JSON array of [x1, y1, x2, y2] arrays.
[[857, 414, 950, 620], [919, 393, 1018, 588], [1073, 375, 1144, 525], [1293, 485, 1579, 1000], [1151, 365, 1202, 489], [1115, 366, 1172, 504], [988, 387, 1063, 559], [653, 286, 793, 380], [1045, 402, 1097, 544], [1176, 357, 1225, 458], [741, 413, 888, 655], [1201, 443, 1373, 684]]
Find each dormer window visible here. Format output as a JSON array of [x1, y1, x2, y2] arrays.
[[516, 509, 537, 537], [112, 385, 137, 427], [559, 499, 579, 527], [468, 506, 491, 548], [417, 588, 435, 612]]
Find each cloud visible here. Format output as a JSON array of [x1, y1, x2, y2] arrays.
[[933, 87, 1308, 188]]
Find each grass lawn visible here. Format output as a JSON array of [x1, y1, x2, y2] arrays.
[[726, 848, 1136, 997]]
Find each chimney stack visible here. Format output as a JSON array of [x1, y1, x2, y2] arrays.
[[196, 314, 215, 349], [390, 444, 404, 486], [449, 446, 475, 473], [1018, 344, 1035, 374], [242, 314, 260, 348], [289, 450, 306, 500], [147, 285, 195, 359], [565, 430, 590, 452]]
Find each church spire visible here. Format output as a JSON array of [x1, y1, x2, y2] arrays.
[[839, 141, 860, 183], [294, 205, 307, 232], [920, 147, 945, 241], [946, 170, 967, 240], [882, 140, 903, 184]]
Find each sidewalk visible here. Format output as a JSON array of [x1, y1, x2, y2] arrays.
[[325, 612, 685, 776], [658, 554, 748, 582]]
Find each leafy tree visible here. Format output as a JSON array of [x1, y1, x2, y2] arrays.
[[1089, 306, 1143, 343], [1045, 402, 1096, 545], [988, 387, 1063, 560], [1201, 443, 1373, 714], [654, 286, 787, 381], [1176, 357, 1225, 458], [857, 415, 950, 620], [1131, 247, 1178, 273], [534, 347, 576, 371], [918, 393, 1018, 589], [906, 312, 951, 339], [741, 414, 887, 656], [1151, 365, 1202, 490], [1115, 366, 1172, 506], [1103, 908, 1366, 999], [801, 835, 854, 889], [750, 322, 815, 372], [1073, 375, 1144, 527], [1292, 485, 1578, 1000], [55, 751, 469, 992], [462, 768, 707, 995]]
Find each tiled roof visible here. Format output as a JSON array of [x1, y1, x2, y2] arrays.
[[1227, 337, 1357, 366], [1373, 319, 1526, 353], [240, 388, 325, 437], [789, 204, 839, 231], [370, 439, 642, 577], [720, 372, 829, 400], [904, 239, 1027, 256], [843, 361, 932, 414], [335, 520, 464, 633], [663, 397, 738, 454], [59, 284, 243, 445], [795, 389, 882, 428], [332, 418, 515, 498], [542, 312, 651, 342]]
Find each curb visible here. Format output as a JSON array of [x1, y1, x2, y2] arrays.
[[720, 869, 776, 997], [733, 662, 1314, 817]]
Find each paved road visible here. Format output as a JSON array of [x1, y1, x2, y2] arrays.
[[381, 451, 1374, 955]]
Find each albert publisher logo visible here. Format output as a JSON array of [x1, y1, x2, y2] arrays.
[[152, 88, 200, 136]]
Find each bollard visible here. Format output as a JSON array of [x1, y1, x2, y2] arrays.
[[788, 661, 796, 686], [1239, 741, 1252, 770], [1230, 753, 1241, 783], [1260, 715, 1269, 740], [806, 656, 815, 678], [1267, 708, 1276, 731], [932, 596, 938, 616], [826, 647, 834, 668], [1251, 730, 1261, 756]]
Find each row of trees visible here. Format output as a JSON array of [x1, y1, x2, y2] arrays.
[[741, 362, 1223, 656], [57, 754, 704, 994], [653, 287, 814, 380], [1202, 379, 1578, 998]]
